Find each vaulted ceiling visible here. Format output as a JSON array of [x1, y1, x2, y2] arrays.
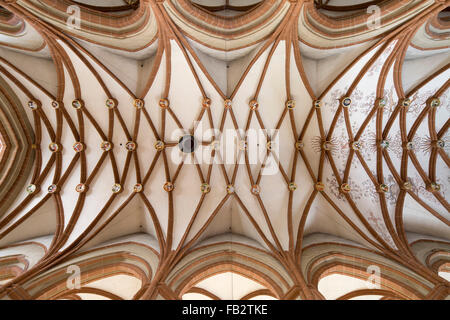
[[0, 0, 449, 300]]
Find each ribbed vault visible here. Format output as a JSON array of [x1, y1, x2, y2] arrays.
[[0, 0, 448, 300]]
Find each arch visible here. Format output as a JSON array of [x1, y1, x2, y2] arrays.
[[20, 241, 159, 300], [302, 241, 436, 300], [166, 240, 293, 299]]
